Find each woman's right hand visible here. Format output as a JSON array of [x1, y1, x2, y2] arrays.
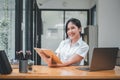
[[39, 52, 53, 66]]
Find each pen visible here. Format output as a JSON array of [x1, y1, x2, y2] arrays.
[[16, 50, 32, 60]]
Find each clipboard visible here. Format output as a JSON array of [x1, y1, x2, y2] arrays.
[[34, 48, 62, 64]]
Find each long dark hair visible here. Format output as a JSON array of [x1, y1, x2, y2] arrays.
[[65, 18, 82, 38]]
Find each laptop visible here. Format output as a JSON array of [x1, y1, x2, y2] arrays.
[[77, 47, 119, 71]]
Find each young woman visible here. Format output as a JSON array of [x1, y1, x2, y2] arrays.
[[40, 18, 89, 67]]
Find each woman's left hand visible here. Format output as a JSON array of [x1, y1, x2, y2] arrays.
[[39, 52, 53, 66]]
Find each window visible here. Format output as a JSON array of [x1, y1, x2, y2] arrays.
[[0, 0, 15, 60], [40, 10, 88, 65]]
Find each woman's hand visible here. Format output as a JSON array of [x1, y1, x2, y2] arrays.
[[39, 51, 55, 67], [46, 57, 53, 67], [44, 56, 57, 67]]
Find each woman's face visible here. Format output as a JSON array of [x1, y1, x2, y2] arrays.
[[67, 22, 81, 40]]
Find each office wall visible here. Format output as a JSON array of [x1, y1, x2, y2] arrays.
[[97, 0, 120, 48], [37, 0, 91, 9], [97, 0, 120, 65]]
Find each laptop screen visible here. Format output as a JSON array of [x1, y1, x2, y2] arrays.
[[90, 47, 119, 71], [76, 47, 119, 71]]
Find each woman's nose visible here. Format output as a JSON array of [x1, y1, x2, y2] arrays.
[[68, 29, 72, 33]]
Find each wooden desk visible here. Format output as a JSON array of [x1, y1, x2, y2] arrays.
[[0, 65, 120, 79]]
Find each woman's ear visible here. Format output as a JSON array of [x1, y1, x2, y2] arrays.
[[79, 27, 82, 32]]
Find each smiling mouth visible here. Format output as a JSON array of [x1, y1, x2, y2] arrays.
[[68, 34, 75, 37]]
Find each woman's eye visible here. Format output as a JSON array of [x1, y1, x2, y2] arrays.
[[71, 27, 75, 29], [67, 26, 76, 31], [67, 28, 70, 31]]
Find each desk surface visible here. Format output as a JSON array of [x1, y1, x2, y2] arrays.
[[0, 65, 120, 79]]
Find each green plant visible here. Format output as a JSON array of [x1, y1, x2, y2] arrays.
[[0, 19, 9, 51]]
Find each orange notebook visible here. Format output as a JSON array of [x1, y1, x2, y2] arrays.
[[34, 48, 62, 64]]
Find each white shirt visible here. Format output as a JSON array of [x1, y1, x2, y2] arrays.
[[55, 37, 89, 65]]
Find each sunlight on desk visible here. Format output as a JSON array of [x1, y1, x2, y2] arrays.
[[0, 65, 120, 79]]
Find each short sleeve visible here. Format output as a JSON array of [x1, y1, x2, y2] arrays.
[[76, 43, 89, 58]]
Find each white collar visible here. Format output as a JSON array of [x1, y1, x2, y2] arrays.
[[65, 37, 83, 46]]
